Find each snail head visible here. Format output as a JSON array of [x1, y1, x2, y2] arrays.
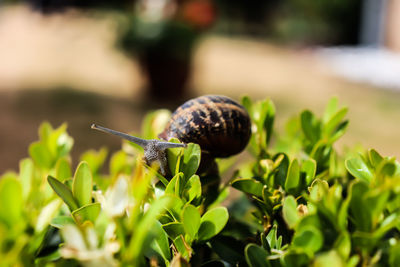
[[91, 124, 186, 175]]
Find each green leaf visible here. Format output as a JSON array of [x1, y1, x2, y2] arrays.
[[263, 99, 275, 145], [348, 181, 371, 231], [292, 225, 323, 255], [334, 232, 351, 260], [329, 120, 349, 143], [285, 159, 300, 193], [47, 176, 79, 211], [180, 143, 201, 180], [142, 109, 171, 139], [182, 205, 201, 240], [266, 224, 280, 250], [244, 244, 270, 267], [309, 179, 329, 201], [80, 148, 107, 174], [72, 162, 93, 207], [198, 207, 229, 241], [36, 199, 62, 232], [282, 196, 300, 229], [183, 175, 201, 203], [55, 158, 72, 181], [50, 216, 76, 229], [241, 96, 252, 113], [322, 97, 338, 124], [150, 220, 171, 261], [369, 149, 383, 168], [110, 150, 131, 176], [377, 161, 397, 178], [127, 195, 173, 261], [301, 158, 316, 185], [39, 121, 53, 142], [165, 195, 184, 221], [313, 250, 344, 267], [165, 173, 184, 197], [29, 142, 53, 169], [282, 251, 309, 267], [300, 110, 320, 144], [49, 123, 73, 159], [173, 236, 191, 260], [166, 138, 184, 175], [323, 107, 348, 138], [389, 243, 400, 267], [231, 178, 264, 197], [274, 153, 289, 188], [19, 158, 34, 199], [345, 156, 373, 182], [162, 222, 185, 239], [72, 202, 101, 224], [0, 175, 23, 227]]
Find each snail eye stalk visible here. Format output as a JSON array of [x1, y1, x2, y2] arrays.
[[91, 124, 186, 176]]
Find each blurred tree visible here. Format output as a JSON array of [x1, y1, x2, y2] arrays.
[[25, 0, 133, 13], [122, 0, 216, 102], [214, 0, 362, 45], [275, 0, 362, 45]]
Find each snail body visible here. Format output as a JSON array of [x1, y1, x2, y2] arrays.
[[159, 95, 251, 158], [92, 95, 251, 176]]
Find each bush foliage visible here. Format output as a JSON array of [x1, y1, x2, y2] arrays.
[[1, 97, 400, 267]]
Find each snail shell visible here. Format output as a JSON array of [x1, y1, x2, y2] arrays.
[[158, 95, 251, 158]]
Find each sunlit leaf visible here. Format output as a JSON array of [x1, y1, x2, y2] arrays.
[[369, 149, 383, 168], [182, 205, 200, 240], [110, 150, 132, 176], [51, 216, 75, 229], [47, 176, 78, 211], [183, 175, 201, 203], [231, 178, 264, 197], [72, 202, 101, 224], [345, 156, 373, 182], [180, 143, 201, 180], [313, 250, 344, 267], [80, 148, 107, 174], [285, 159, 300, 193], [198, 207, 229, 241], [166, 138, 184, 175], [0, 174, 23, 227], [301, 110, 320, 144], [36, 199, 63, 232], [29, 142, 53, 169], [282, 196, 299, 229], [150, 220, 171, 262], [19, 158, 34, 199], [292, 225, 323, 255], [55, 157, 72, 181], [323, 107, 348, 138], [301, 158, 316, 185], [163, 222, 185, 239], [322, 97, 338, 124], [72, 162, 93, 207]]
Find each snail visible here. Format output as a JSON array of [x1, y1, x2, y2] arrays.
[[91, 95, 251, 176]]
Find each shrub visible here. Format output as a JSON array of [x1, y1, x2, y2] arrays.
[[1, 97, 400, 267]]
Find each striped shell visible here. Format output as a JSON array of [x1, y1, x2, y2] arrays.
[[158, 95, 251, 158]]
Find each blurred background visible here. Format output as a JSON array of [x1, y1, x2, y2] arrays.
[[1, 0, 400, 172]]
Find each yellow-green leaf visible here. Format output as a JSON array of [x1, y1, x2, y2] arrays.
[[72, 162, 93, 207]]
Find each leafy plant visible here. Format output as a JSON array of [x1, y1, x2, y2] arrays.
[[1, 97, 400, 267]]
